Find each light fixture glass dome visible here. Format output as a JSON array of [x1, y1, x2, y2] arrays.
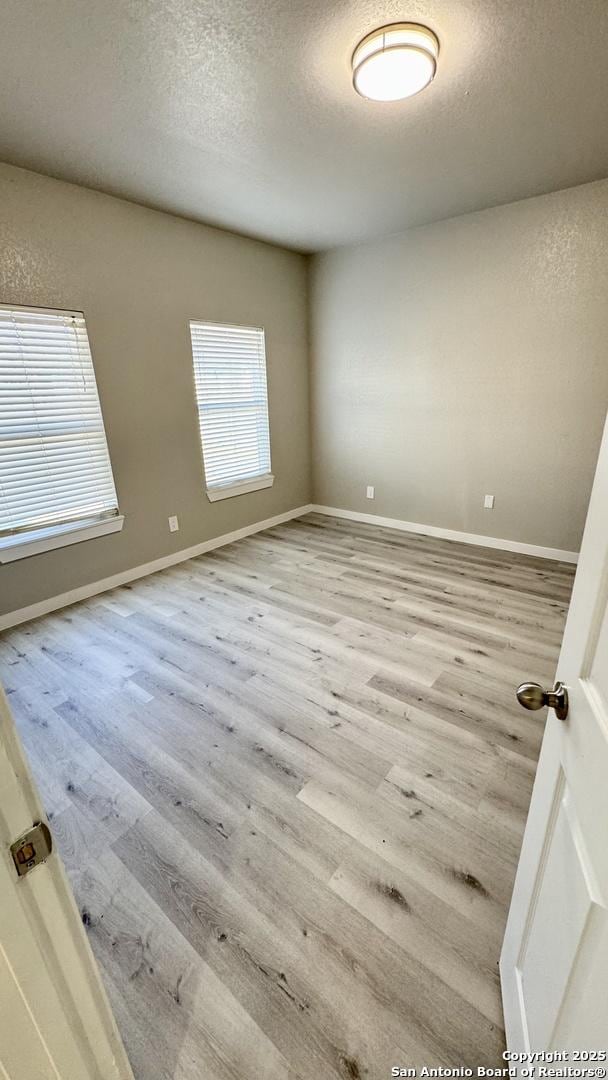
[[352, 23, 439, 102]]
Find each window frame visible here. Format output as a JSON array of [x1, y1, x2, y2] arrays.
[[188, 318, 274, 503], [0, 302, 123, 563]]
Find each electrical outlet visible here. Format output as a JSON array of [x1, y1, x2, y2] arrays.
[[366, 486, 375, 499], [168, 515, 179, 532], [484, 495, 495, 509]]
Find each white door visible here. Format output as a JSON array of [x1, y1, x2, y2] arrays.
[[0, 683, 133, 1080], [500, 412, 608, 1053]]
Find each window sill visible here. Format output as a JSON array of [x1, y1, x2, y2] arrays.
[[0, 515, 125, 564], [206, 474, 274, 503]]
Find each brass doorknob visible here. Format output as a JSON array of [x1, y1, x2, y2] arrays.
[[516, 681, 568, 721]]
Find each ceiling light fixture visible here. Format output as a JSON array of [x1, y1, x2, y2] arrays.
[[352, 22, 439, 102]]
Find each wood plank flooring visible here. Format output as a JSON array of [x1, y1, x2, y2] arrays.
[[0, 513, 575, 1079]]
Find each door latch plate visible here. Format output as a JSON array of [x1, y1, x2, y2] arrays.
[[10, 821, 53, 878]]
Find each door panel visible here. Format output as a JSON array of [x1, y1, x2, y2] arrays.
[[519, 783, 599, 1047], [501, 410, 608, 1051], [0, 685, 133, 1080]]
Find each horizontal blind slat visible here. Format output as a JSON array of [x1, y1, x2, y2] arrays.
[[189, 320, 271, 490], [0, 304, 120, 537]]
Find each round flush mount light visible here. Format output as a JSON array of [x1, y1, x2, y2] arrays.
[[352, 22, 439, 102]]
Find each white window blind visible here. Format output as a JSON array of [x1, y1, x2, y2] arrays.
[[189, 321, 272, 493], [0, 304, 119, 539]]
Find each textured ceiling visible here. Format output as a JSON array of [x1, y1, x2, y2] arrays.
[[1, 0, 607, 251]]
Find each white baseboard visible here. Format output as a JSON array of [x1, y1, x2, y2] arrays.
[[1, 500, 577, 632], [0, 503, 314, 632], [311, 504, 579, 564]]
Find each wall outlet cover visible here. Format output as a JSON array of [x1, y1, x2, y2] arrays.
[[168, 515, 179, 532], [484, 495, 495, 509], [366, 486, 375, 499]]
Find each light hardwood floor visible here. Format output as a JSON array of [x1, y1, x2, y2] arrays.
[[0, 513, 575, 1080]]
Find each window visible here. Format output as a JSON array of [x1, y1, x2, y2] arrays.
[[0, 304, 122, 563], [189, 320, 273, 502]]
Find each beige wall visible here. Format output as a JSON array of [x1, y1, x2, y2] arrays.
[[0, 164, 311, 616], [310, 180, 608, 554]]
